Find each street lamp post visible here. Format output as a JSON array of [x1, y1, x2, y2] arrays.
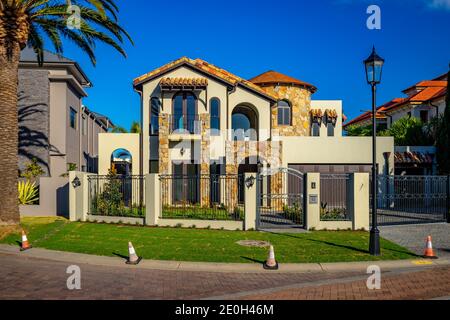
[[364, 46, 385, 256]]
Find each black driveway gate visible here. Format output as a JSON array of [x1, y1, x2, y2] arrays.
[[373, 175, 450, 226], [256, 167, 305, 229]]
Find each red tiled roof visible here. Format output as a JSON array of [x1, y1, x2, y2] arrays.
[[402, 80, 447, 94], [409, 86, 446, 103], [248, 70, 317, 93], [343, 98, 405, 128], [133, 57, 278, 101]]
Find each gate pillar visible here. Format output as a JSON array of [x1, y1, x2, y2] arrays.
[[244, 173, 257, 230], [305, 173, 320, 230]]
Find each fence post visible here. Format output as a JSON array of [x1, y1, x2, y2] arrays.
[[69, 171, 89, 222], [350, 173, 370, 231], [244, 173, 257, 231], [145, 174, 160, 226], [305, 173, 320, 230]]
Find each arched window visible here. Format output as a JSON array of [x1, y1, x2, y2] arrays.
[[210, 98, 220, 135], [232, 105, 258, 141], [111, 148, 132, 176], [150, 97, 160, 135], [277, 100, 291, 126], [172, 92, 197, 133]]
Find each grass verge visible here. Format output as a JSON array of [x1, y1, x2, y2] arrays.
[[0, 217, 417, 263]]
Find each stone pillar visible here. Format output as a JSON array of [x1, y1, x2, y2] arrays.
[[200, 114, 210, 207], [225, 141, 238, 211], [244, 173, 257, 230], [159, 114, 169, 175], [145, 174, 160, 226], [349, 173, 370, 231], [305, 173, 320, 230]]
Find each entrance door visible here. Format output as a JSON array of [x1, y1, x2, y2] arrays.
[[172, 163, 199, 204]]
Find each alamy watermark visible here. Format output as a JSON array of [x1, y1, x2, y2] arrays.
[[366, 265, 381, 290], [367, 5, 381, 30], [67, 5, 81, 30], [66, 265, 81, 290]]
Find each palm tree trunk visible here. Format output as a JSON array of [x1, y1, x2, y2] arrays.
[[0, 43, 20, 225]]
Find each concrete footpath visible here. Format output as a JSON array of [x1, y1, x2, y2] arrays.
[[1, 244, 449, 274], [2, 244, 450, 300]]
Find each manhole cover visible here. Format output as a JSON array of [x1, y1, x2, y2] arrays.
[[236, 240, 270, 248]]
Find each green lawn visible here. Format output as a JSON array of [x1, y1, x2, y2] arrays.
[[0, 217, 417, 263]]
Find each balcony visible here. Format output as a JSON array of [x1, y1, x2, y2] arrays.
[[168, 115, 202, 141]]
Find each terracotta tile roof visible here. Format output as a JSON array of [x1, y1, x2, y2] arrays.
[[160, 77, 208, 87], [133, 57, 278, 101], [402, 80, 447, 94], [395, 152, 434, 164], [249, 70, 317, 93], [343, 98, 405, 128], [409, 86, 446, 103]]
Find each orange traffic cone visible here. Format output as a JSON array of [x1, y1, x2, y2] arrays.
[[423, 236, 438, 259], [20, 230, 32, 251], [263, 245, 279, 270], [126, 242, 142, 265]]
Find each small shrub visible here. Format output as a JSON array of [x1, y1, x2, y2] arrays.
[[175, 223, 183, 228], [18, 180, 39, 205]]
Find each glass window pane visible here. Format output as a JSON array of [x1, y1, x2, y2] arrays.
[[327, 123, 334, 137], [278, 109, 284, 125], [210, 98, 220, 133], [151, 98, 159, 135]]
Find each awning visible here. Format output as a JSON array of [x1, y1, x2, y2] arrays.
[[160, 77, 208, 90], [394, 152, 434, 165]]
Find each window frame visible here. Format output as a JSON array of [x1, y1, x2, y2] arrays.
[[277, 100, 292, 126], [150, 97, 160, 135], [210, 97, 221, 135], [70, 107, 77, 130], [311, 122, 320, 137]]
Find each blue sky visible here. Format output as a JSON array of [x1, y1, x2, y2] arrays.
[[60, 0, 450, 128]]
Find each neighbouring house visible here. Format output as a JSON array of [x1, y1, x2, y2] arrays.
[[344, 72, 448, 175], [97, 57, 394, 212], [18, 47, 114, 217]]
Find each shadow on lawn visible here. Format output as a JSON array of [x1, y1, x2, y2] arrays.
[[261, 230, 418, 258], [240, 256, 264, 264], [112, 252, 128, 260]]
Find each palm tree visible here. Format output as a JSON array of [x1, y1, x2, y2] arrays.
[[0, 0, 132, 225], [130, 121, 140, 133], [110, 121, 140, 133]]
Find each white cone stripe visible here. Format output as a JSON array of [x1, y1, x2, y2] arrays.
[[427, 241, 433, 249], [129, 247, 136, 255], [22, 235, 28, 242]]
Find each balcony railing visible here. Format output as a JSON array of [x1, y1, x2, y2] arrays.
[[169, 115, 201, 134]]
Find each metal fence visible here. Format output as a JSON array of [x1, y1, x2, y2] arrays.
[[159, 174, 244, 221], [320, 174, 351, 221], [371, 175, 449, 226], [88, 175, 145, 218]]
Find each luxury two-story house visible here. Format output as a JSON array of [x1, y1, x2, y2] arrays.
[[98, 57, 394, 208]]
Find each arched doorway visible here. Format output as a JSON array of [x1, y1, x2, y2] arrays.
[[111, 148, 132, 176], [232, 104, 258, 141]]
